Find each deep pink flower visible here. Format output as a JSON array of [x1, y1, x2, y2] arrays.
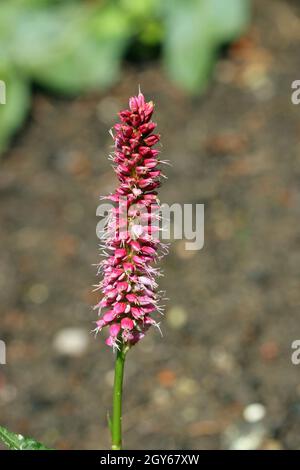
[[94, 91, 167, 350], [121, 317, 134, 331]]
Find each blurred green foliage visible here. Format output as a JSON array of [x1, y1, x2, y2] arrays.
[[0, 0, 250, 153], [0, 425, 51, 450]]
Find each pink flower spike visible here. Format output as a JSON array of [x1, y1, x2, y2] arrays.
[[138, 276, 155, 287], [126, 293, 138, 303], [115, 248, 127, 258], [141, 305, 156, 314], [105, 336, 119, 350], [96, 319, 105, 329], [141, 246, 156, 256], [123, 262, 134, 273], [109, 323, 121, 337], [121, 318, 134, 330], [103, 311, 115, 323], [144, 158, 157, 168], [113, 302, 127, 315], [130, 240, 141, 252], [94, 91, 167, 349], [116, 281, 129, 292], [129, 96, 139, 112], [131, 307, 144, 320], [131, 224, 144, 238], [137, 92, 145, 108], [105, 336, 114, 347], [122, 330, 134, 343], [144, 134, 160, 146]]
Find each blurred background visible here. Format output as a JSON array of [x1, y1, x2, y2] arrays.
[[1, 0, 300, 450]]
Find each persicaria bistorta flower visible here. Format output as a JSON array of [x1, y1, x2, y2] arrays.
[[94, 91, 168, 350]]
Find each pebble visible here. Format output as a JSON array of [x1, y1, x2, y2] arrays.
[[175, 377, 198, 397], [211, 348, 235, 373], [166, 306, 187, 329], [152, 388, 170, 406], [262, 439, 283, 450], [224, 423, 266, 450], [243, 403, 266, 423], [181, 406, 198, 422], [15, 227, 42, 249], [26, 283, 49, 304], [53, 328, 89, 356], [229, 428, 265, 450]]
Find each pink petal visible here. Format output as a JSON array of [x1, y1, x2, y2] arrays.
[[121, 317, 134, 330], [109, 323, 121, 337], [113, 302, 127, 315]]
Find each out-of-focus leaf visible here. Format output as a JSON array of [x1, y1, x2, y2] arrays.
[[139, 21, 163, 46], [209, 0, 250, 42], [0, 0, 251, 155], [163, 0, 217, 94], [29, 35, 127, 95], [163, 0, 250, 94], [120, 0, 159, 18], [0, 64, 30, 153], [12, 4, 131, 94], [0, 425, 51, 450]]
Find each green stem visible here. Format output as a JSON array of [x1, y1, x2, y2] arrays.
[[111, 344, 127, 450]]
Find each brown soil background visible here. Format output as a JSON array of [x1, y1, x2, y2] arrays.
[[1, 0, 300, 449]]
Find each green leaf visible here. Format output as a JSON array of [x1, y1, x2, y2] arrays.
[[0, 64, 30, 154], [163, 0, 250, 94], [119, 0, 160, 18], [163, 0, 217, 94], [0, 0, 251, 155], [0, 426, 51, 450], [11, 4, 131, 95], [0, 1, 132, 154], [209, 0, 250, 42]]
